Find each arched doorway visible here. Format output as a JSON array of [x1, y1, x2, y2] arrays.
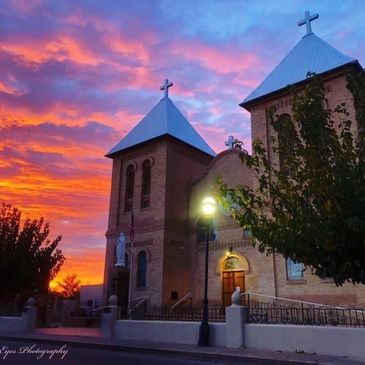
[[222, 256, 246, 307]]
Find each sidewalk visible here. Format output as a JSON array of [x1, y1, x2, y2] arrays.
[[0, 327, 363, 365]]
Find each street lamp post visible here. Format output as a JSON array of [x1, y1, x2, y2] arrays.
[[198, 196, 216, 347]]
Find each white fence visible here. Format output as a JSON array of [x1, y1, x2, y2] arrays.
[[0, 317, 23, 332], [0, 298, 37, 334], [115, 320, 226, 346], [246, 324, 365, 359], [102, 294, 365, 360]]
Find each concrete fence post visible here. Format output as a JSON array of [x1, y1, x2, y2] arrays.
[[225, 287, 248, 348], [101, 295, 119, 339], [21, 297, 37, 333]]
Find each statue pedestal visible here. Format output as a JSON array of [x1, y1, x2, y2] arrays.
[[107, 266, 129, 318], [225, 305, 248, 348]]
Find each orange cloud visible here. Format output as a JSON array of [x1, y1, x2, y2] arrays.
[[0, 118, 114, 287], [0, 102, 141, 133], [1, 35, 104, 67], [50, 247, 105, 289], [0, 4, 254, 291]]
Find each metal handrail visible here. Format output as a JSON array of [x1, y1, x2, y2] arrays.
[[128, 296, 148, 318], [130, 296, 148, 306], [89, 307, 103, 314], [242, 291, 361, 312], [171, 293, 192, 311], [242, 292, 365, 327]]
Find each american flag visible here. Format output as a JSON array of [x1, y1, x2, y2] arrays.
[[128, 212, 135, 242]]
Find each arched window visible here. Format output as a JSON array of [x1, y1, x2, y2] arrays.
[[277, 114, 292, 177], [196, 218, 216, 243], [137, 251, 147, 287], [124, 165, 134, 212], [140, 160, 151, 208]]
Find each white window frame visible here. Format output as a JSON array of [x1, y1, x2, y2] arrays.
[[286, 258, 304, 281]]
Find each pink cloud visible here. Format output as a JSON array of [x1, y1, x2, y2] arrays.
[[8, 0, 45, 14], [105, 34, 151, 64], [170, 40, 259, 74], [0, 80, 27, 96]]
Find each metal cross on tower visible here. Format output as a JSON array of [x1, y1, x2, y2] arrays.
[[160, 79, 173, 99], [225, 135, 238, 149], [298, 11, 319, 36]]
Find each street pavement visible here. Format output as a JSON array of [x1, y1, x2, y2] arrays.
[[0, 327, 364, 365], [0, 338, 308, 365]]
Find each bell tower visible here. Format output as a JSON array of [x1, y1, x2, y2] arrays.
[[103, 80, 215, 307], [239, 11, 363, 302]]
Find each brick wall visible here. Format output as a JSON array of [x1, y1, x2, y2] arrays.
[[188, 151, 277, 304], [103, 137, 213, 306], [162, 139, 213, 305], [247, 69, 365, 306], [103, 139, 168, 305], [103, 68, 365, 308]]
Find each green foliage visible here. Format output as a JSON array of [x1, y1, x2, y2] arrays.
[[58, 274, 81, 299], [0, 203, 65, 298], [218, 73, 365, 286]]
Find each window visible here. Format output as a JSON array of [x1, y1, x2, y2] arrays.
[[140, 160, 151, 208], [219, 191, 239, 217], [196, 218, 216, 243], [243, 229, 252, 239], [137, 251, 147, 287], [277, 114, 292, 177], [286, 258, 304, 280], [124, 165, 134, 212]]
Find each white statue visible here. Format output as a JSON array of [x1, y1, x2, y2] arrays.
[[231, 286, 241, 306], [115, 232, 126, 266]]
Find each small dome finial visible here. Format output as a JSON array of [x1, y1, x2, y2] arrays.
[[225, 135, 238, 150]]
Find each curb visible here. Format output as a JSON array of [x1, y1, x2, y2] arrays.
[[0, 334, 322, 364]]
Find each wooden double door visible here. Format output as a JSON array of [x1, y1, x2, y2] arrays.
[[222, 270, 245, 307]]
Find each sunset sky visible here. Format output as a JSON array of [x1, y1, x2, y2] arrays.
[[1, 0, 364, 288]]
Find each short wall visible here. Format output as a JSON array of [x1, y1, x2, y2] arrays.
[[115, 320, 226, 346], [0, 317, 23, 333], [246, 324, 365, 359]]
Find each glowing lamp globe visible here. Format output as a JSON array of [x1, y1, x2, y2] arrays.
[[202, 196, 216, 217]]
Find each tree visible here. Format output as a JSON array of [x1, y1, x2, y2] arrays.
[[58, 274, 81, 299], [218, 72, 365, 286], [0, 203, 65, 298]]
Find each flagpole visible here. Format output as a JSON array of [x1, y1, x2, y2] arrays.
[[128, 245, 132, 314], [128, 212, 134, 315]]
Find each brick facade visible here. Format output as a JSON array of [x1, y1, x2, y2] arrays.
[[246, 67, 365, 306], [103, 68, 365, 308], [103, 136, 213, 306]]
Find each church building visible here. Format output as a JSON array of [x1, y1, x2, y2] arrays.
[[103, 12, 365, 308]]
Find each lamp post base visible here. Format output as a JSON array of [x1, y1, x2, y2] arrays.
[[198, 321, 209, 346]]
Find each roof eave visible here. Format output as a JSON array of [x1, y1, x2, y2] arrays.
[[105, 134, 216, 159], [240, 60, 363, 112], [105, 134, 166, 159]]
